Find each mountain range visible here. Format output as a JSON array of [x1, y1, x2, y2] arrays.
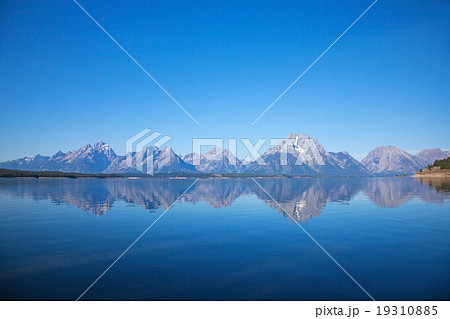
[[1, 134, 448, 176]]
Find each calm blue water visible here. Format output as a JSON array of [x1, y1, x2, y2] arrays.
[[0, 177, 449, 300]]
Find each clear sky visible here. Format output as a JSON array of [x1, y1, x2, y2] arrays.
[[0, 0, 449, 161]]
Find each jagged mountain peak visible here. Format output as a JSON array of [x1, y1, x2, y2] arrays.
[[93, 140, 106, 148], [93, 140, 114, 151], [105, 145, 196, 174], [286, 133, 310, 139], [52, 151, 66, 158], [70, 140, 116, 158], [246, 133, 369, 176], [273, 134, 325, 153], [160, 146, 174, 153]]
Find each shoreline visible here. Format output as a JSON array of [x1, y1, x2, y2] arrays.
[[413, 173, 450, 177]]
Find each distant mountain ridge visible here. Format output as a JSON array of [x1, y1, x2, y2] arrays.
[[0, 141, 118, 174], [1, 135, 447, 176], [182, 147, 243, 173], [104, 147, 196, 174], [361, 146, 427, 176], [415, 148, 450, 165]]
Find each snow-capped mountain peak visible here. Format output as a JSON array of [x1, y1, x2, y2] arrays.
[[246, 133, 368, 175]]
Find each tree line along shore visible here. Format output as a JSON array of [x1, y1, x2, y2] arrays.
[[414, 157, 450, 177]]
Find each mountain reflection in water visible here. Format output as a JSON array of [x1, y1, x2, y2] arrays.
[[1, 177, 448, 221]]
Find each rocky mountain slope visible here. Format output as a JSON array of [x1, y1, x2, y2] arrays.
[[415, 148, 450, 165], [183, 147, 243, 173], [105, 146, 196, 174], [0, 141, 117, 174], [245, 134, 370, 176], [361, 146, 427, 176]]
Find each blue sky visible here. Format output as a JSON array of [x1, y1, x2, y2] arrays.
[[0, 0, 449, 161]]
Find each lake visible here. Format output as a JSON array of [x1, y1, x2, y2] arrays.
[[0, 177, 449, 300]]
